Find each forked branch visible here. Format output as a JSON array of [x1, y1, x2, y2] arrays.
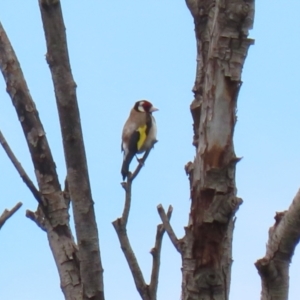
[[149, 206, 173, 298], [113, 144, 170, 300], [0, 13, 82, 300], [157, 204, 181, 253]]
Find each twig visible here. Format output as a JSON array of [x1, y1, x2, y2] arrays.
[[0, 202, 22, 230], [121, 141, 157, 225], [130, 141, 157, 182], [26, 209, 47, 232], [0, 130, 43, 206], [157, 204, 181, 253], [149, 206, 173, 298]]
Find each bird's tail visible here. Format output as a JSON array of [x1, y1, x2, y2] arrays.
[[121, 151, 135, 180]]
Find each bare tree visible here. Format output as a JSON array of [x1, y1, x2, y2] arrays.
[[2, 1, 300, 300]]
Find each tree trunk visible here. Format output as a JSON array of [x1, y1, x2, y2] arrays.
[[183, 1, 254, 299]]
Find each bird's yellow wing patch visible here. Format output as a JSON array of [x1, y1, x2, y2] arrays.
[[137, 125, 147, 151]]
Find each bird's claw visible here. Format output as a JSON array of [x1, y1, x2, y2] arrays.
[[137, 157, 144, 166]]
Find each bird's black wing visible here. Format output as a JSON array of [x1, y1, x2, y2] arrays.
[[145, 114, 152, 135], [121, 131, 140, 180], [128, 130, 140, 153]]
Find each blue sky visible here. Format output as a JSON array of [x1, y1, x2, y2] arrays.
[[0, 1, 300, 299]]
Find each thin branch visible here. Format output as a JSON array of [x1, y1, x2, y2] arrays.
[[0, 130, 43, 206], [149, 206, 173, 298], [255, 188, 300, 300], [130, 140, 157, 182], [121, 141, 157, 225], [112, 141, 160, 300], [0, 202, 22, 230], [112, 176, 149, 299], [157, 204, 181, 253], [112, 220, 149, 300]]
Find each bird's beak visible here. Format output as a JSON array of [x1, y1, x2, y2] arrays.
[[150, 106, 159, 112]]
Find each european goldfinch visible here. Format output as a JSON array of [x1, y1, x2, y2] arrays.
[[121, 100, 158, 180]]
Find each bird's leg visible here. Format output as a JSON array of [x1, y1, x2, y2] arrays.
[[135, 155, 144, 165]]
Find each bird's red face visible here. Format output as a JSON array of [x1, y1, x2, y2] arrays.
[[135, 100, 158, 113]]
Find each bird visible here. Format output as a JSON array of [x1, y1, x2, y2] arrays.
[[121, 100, 158, 180]]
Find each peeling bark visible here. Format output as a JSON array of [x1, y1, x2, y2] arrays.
[[0, 21, 81, 300], [255, 189, 300, 300], [182, 1, 254, 299]]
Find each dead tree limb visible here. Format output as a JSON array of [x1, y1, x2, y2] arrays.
[[0, 202, 22, 230], [113, 145, 168, 300], [38, 1, 104, 299], [175, 1, 255, 299], [157, 204, 181, 253], [0, 21, 81, 300], [149, 206, 173, 298], [255, 189, 300, 300], [0, 130, 43, 206]]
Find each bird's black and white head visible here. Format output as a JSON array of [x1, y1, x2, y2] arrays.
[[134, 100, 158, 113]]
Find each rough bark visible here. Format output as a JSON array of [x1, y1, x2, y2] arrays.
[[0, 21, 81, 300], [255, 189, 300, 300], [182, 1, 254, 299], [38, 1, 104, 299]]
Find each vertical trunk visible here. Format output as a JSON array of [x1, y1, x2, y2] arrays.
[[183, 1, 254, 299], [38, 1, 105, 299]]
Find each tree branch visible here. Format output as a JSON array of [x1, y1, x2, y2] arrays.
[[113, 144, 162, 300], [120, 145, 156, 226], [130, 141, 157, 182], [149, 206, 173, 298], [112, 219, 150, 299], [0, 202, 22, 230], [0, 19, 81, 300], [38, 1, 104, 299], [255, 189, 300, 300], [0, 130, 43, 206], [0, 21, 61, 200], [157, 204, 181, 253]]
